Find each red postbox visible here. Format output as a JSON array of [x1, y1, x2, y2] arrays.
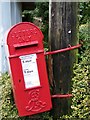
[[7, 22, 52, 116]]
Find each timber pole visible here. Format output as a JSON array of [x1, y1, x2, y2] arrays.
[[48, 2, 78, 119]]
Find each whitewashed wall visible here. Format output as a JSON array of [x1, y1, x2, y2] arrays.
[[0, 1, 22, 75]]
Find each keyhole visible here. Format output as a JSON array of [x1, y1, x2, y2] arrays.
[[19, 79, 21, 83]]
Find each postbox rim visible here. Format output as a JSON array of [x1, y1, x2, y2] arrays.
[[7, 22, 44, 45]]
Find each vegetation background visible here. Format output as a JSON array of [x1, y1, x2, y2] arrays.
[[0, 2, 90, 119]]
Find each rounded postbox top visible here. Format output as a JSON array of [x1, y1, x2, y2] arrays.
[[7, 22, 44, 46]]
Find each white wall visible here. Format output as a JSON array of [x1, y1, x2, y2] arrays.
[[0, 2, 22, 75]]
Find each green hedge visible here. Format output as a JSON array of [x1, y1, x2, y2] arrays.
[[0, 74, 33, 120], [71, 49, 90, 118], [0, 73, 20, 119]]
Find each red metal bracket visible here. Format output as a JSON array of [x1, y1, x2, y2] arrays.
[[44, 44, 81, 56], [52, 94, 72, 98], [45, 44, 81, 99]]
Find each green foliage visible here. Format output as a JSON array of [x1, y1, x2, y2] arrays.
[[0, 73, 17, 119], [78, 23, 89, 61], [0, 73, 29, 120], [71, 51, 90, 118], [22, 10, 34, 22], [61, 47, 90, 119], [34, 2, 49, 44], [70, 21, 90, 118], [34, 2, 49, 23], [79, 2, 90, 24], [62, 53, 90, 119]]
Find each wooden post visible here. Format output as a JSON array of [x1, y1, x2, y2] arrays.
[[48, 2, 78, 119]]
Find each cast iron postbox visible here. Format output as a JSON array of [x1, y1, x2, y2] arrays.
[[7, 22, 52, 116]]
